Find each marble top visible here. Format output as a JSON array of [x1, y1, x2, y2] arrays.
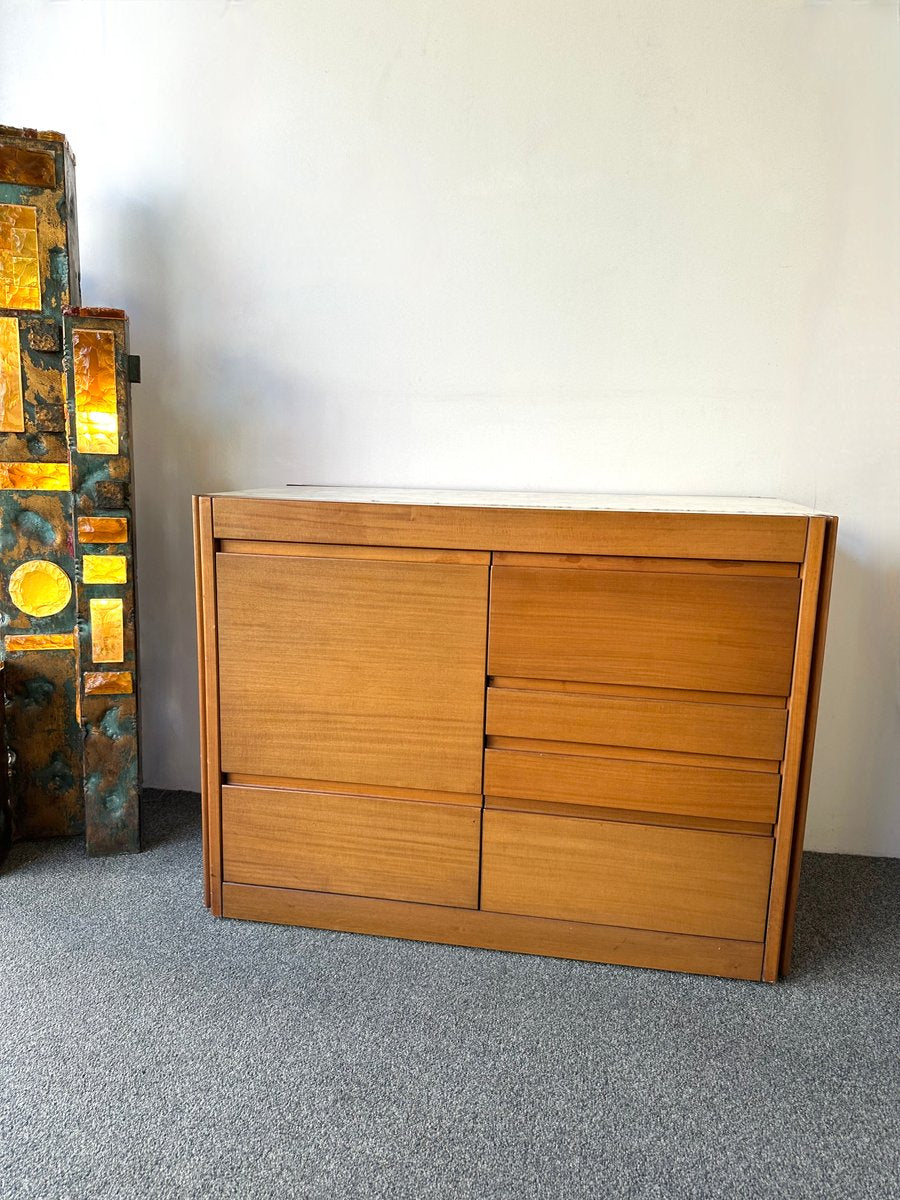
[[215, 486, 824, 517]]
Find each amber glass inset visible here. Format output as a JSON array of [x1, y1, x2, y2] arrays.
[[0, 316, 24, 432], [8, 560, 72, 617], [77, 516, 128, 544], [0, 461, 71, 490], [90, 597, 124, 663], [0, 204, 41, 310], [4, 632, 75, 652], [72, 329, 119, 454], [0, 144, 57, 189], [83, 670, 133, 696], [83, 554, 127, 585]]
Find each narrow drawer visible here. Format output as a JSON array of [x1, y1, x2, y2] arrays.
[[486, 687, 787, 761], [488, 565, 800, 696], [222, 785, 480, 909], [481, 809, 773, 941], [484, 749, 780, 824]]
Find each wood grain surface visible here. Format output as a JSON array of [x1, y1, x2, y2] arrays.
[[486, 687, 788, 761], [489, 566, 801, 695], [762, 516, 831, 981], [212, 496, 809, 562], [222, 883, 765, 980], [481, 809, 773, 941], [222, 786, 481, 909], [216, 550, 489, 793], [484, 748, 780, 823]]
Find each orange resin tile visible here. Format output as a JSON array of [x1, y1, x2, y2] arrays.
[[0, 316, 24, 431], [90, 597, 124, 662], [4, 632, 75, 652], [77, 516, 128, 544], [83, 554, 127, 585], [0, 461, 71, 490], [0, 144, 56, 189], [72, 329, 118, 454], [0, 204, 41, 310], [83, 670, 133, 696], [8, 559, 72, 617]]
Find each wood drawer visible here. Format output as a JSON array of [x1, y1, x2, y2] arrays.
[[488, 565, 801, 696], [484, 749, 780, 824], [222, 785, 481, 908], [486, 687, 787, 761], [481, 809, 773, 940]]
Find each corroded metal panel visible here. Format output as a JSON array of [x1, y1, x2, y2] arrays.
[[3, 648, 83, 838], [65, 306, 142, 856], [0, 123, 140, 854]]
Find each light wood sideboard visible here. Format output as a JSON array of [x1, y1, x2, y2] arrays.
[[193, 488, 837, 981]]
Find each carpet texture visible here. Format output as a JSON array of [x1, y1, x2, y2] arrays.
[[0, 789, 898, 1200]]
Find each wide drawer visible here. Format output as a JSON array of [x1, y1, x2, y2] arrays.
[[488, 565, 801, 696], [222, 785, 480, 909], [480, 809, 773, 940], [486, 688, 787, 761], [484, 749, 780, 824]]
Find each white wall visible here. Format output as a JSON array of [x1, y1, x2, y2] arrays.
[[1, 0, 897, 855]]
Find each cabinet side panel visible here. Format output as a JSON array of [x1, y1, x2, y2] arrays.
[[779, 516, 838, 975], [762, 517, 829, 980], [192, 498, 209, 908], [195, 496, 222, 915]]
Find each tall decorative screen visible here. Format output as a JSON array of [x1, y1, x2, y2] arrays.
[[0, 124, 141, 855]]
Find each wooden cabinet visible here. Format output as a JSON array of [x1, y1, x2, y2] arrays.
[[194, 488, 837, 981]]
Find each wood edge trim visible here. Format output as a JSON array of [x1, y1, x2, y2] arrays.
[[779, 515, 838, 976], [217, 539, 489, 565], [221, 883, 765, 980], [222, 780, 483, 811], [484, 735, 782, 774], [762, 516, 828, 980], [197, 496, 223, 916], [223, 774, 483, 808], [483, 794, 774, 836], [192, 497, 210, 910], [488, 676, 787, 708], [491, 551, 800, 577]]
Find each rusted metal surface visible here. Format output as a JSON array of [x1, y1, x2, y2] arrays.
[[0, 125, 141, 855]]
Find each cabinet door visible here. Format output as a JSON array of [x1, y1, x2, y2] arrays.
[[223, 786, 480, 909], [216, 548, 489, 793]]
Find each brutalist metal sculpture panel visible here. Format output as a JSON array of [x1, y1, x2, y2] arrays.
[[0, 124, 141, 855]]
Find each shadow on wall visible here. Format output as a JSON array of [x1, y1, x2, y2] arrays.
[[809, 543, 900, 855]]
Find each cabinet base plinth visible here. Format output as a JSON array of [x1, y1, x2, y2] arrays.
[[221, 882, 764, 981]]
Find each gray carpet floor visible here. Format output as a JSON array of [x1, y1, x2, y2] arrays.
[[0, 790, 898, 1200]]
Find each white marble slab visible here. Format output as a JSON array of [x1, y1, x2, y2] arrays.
[[216, 486, 824, 517]]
